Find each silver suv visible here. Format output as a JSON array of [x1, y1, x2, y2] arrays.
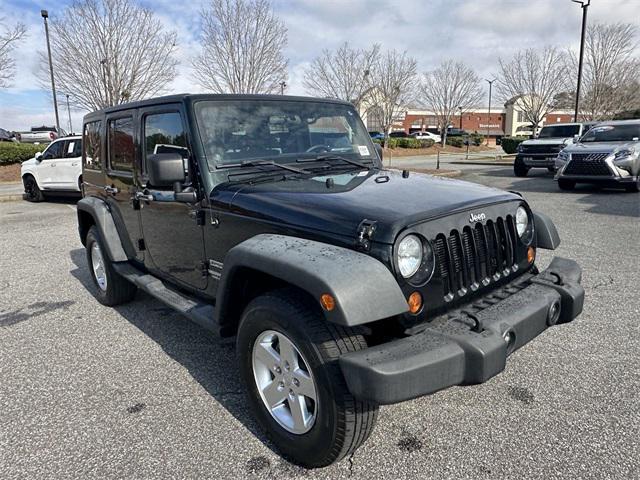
[[555, 119, 640, 192]]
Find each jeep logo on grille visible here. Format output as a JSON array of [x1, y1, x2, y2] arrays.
[[469, 212, 486, 223]]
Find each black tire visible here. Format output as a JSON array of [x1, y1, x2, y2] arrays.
[[85, 226, 137, 306], [514, 158, 530, 177], [23, 175, 44, 202], [558, 179, 576, 191], [625, 178, 640, 193], [236, 289, 378, 468]]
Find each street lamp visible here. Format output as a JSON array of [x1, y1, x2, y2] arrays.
[[571, 0, 591, 122], [458, 106, 463, 130], [65, 94, 73, 134], [41, 10, 60, 133], [280, 81, 286, 95], [485, 78, 497, 145]]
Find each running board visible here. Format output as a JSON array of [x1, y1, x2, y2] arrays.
[[113, 263, 217, 333]]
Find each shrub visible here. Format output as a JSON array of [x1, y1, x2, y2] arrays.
[[500, 136, 528, 154], [0, 143, 47, 166], [469, 133, 485, 146], [446, 136, 464, 148]]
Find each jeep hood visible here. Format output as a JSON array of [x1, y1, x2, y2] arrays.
[[213, 169, 520, 244]]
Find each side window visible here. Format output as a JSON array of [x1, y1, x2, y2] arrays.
[[144, 112, 189, 178], [66, 139, 82, 158], [42, 140, 63, 160], [108, 117, 135, 173], [83, 121, 102, 170]]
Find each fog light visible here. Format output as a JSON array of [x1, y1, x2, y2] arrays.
[[527, 246, 536, 264], [547, 300, 561, 326], [503, 330, 516, 354], [320, 293, 335, 311], [407, 292, 423, 314]]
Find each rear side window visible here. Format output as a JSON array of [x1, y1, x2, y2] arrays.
[[83, 121, 102, 170], [65, 140, 82, 158], [108, 117, 135, 173]]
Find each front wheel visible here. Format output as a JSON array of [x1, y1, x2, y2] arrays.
[[514, 158, 530, 177], [23, 175, 44, 202], [625, 178, 640, 193], [236, 289, 378, 467]]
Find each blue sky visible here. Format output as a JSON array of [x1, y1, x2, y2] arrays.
[[1, 0, 639, 132]]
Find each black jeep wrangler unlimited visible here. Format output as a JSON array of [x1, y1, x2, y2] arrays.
[[77, 94, 584, 467]]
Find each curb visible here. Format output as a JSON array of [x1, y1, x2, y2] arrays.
[[449, 161, 513, 166], [0, 194, 24, 203], [409, 169, 462, 178]]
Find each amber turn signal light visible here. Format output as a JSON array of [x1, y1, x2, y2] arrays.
[[407, 292, 422, 314], [527, 246, 536, 264], [320, 293, 336, 311]]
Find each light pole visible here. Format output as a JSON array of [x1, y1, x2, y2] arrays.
[[485, 78, 496, 145], [280, 81, 286, 95], [458, 106, 463, 130], [41, 10, 60, 133], [572, 0, 590, 122], [65, 94, 72, 134]]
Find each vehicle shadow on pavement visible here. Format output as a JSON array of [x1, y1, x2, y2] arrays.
[[478, 168, 640, 218], [68, 248, 287, 463]]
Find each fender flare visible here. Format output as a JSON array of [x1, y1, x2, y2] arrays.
[[215, 234, 409, 328], [77, 196, 128, 262], [533, 211, 561, 250]]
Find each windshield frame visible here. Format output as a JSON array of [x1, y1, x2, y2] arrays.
[[579, 123, 640, 143], [192, 98, 379, 174]]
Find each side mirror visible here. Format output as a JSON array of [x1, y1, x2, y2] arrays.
[[374, 143, 383, 162], [147, 153, 186, 187], [572, 134, 580, 144], [35, 152, 43, 161]]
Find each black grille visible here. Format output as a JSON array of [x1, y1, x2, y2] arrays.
[[434, 216, 518, 301], [520, 144, 562, 154], [564, 154, 611, 176]]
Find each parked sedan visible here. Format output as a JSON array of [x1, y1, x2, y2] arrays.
[[555, 120, 640, 192], [0, 128, 19, 142], [21, 135, 83, 201], [410, 131, 442, 143]]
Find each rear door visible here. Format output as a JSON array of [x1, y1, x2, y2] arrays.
[[137, 105, 207, 290], [104, 113, 144, 262], [59, 138, 82, 190]]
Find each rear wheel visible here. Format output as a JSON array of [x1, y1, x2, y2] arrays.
[[85, 226, 137, 306], [558, 179, 576, 191], [23, 175, 44, 202], [237, 289, 378, 467], [514, 158, 530, 177]]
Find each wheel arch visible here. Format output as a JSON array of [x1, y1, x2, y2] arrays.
[[214, 234, 409, 337], [76, 196, 128, 261]]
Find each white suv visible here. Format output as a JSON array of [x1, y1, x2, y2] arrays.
[[21, 136, 83, 202]]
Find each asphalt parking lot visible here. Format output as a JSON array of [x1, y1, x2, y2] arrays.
[[1, 166, 638, 479]]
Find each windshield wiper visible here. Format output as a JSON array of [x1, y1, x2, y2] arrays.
[[297, 154, 370, 169], [238, 159, 308, 174]]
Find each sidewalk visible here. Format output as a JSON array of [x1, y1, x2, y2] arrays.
[[0, 182, 24, 202]]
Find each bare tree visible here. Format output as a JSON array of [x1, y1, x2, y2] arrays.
[[0, 18, 27, 88], [420, 60, 483, 146], [567, 23, 640, 120], [37, 0, 178, 111], [192, 0, 288, 94], [365, 50, 417, 147], [497, 46, 567, 136], [303, 42, 379, 106]]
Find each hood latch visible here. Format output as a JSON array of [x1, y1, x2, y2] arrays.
[[355, 219, 377, 252]]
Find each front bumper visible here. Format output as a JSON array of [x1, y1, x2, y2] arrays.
[[517, 153, 558, 167], [339, 257, 584, 404]]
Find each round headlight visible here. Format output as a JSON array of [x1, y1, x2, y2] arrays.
[[397, 234, 423, 278], [516, 205, 533, 244]]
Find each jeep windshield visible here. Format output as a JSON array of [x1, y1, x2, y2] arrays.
[[194, 100, 376, 171], [580, 124, 640, 143], [538, 124, 580, 138]]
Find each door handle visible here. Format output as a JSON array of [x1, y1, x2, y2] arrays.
[[104, 185, 119, 195], [134, 191, 154, 202]]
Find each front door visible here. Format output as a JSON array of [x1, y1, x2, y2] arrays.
[[38, 139, 65, 188], [137, 106, 207, 290]]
